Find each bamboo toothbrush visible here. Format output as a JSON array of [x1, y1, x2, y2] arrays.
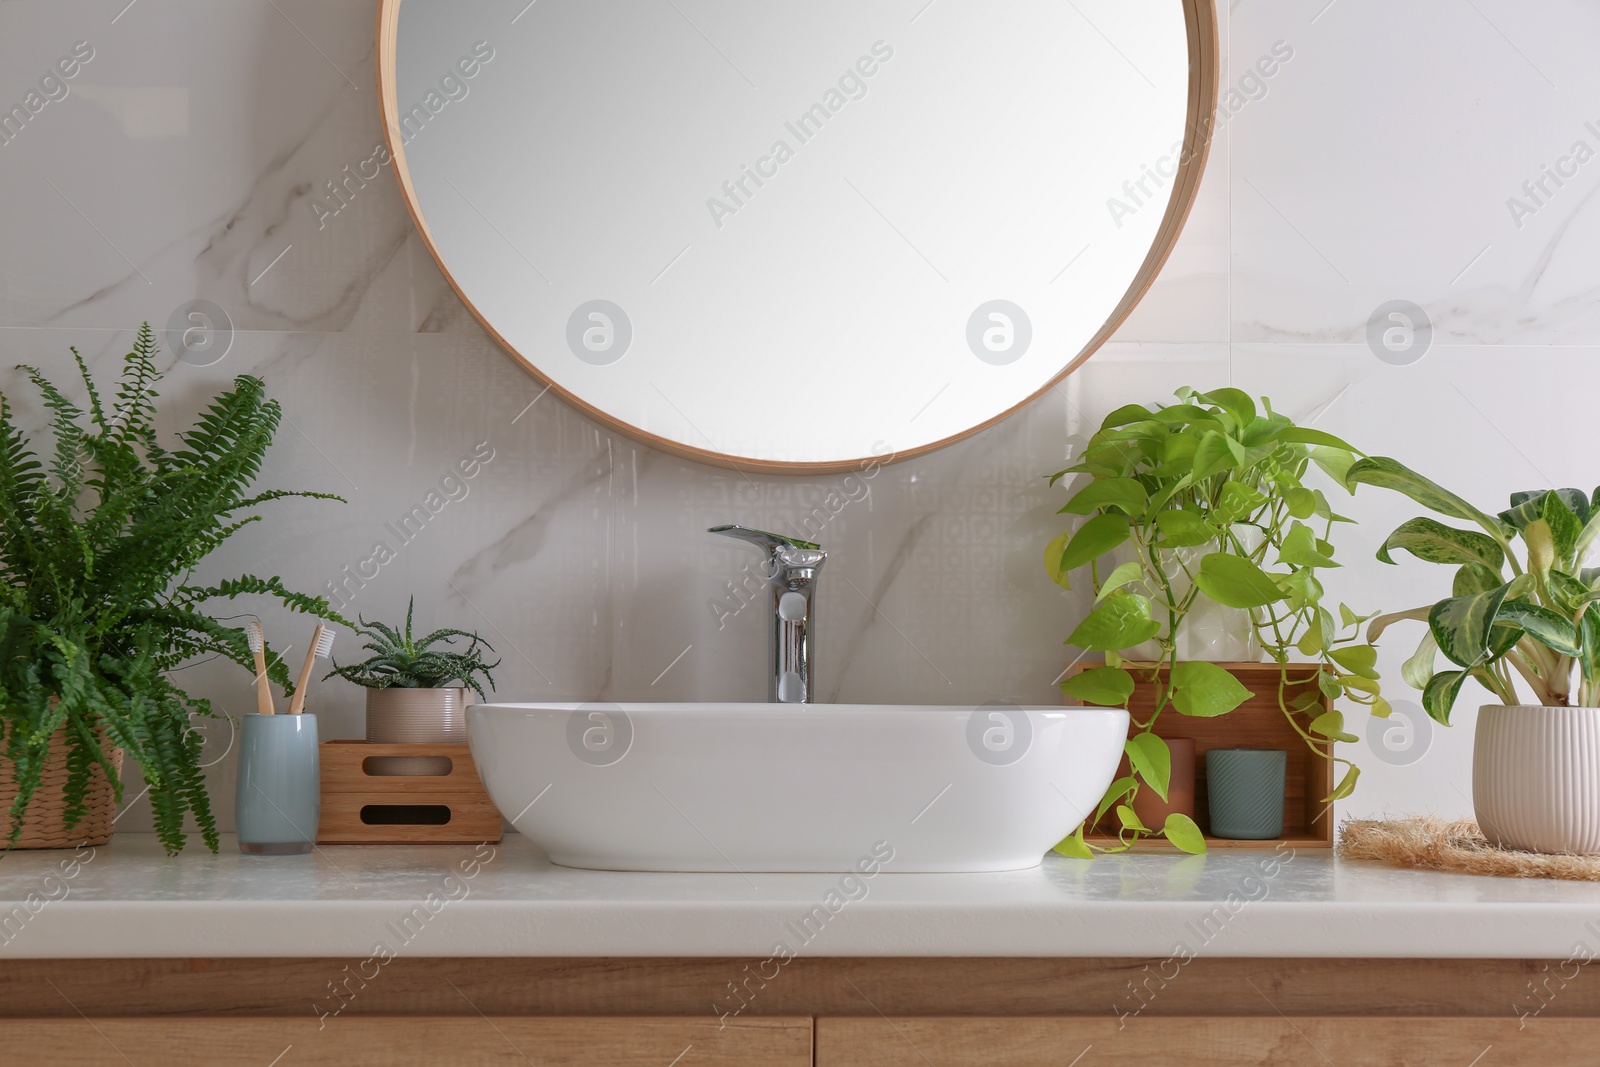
[[286, 623, 335, 716], [245, 620, 276, 716]]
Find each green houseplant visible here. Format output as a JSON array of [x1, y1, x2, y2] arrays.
[[325, 598, 499, 743], [1045, 388, 1382, 856], [0, 324, 346, 853], [1351, 458, 1600, 854]]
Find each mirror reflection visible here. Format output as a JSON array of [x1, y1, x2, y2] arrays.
[[385, 0, 1204, 469]]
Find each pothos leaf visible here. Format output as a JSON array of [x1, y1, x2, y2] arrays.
[[1125, 732, 1172, 801], [1191, 431, 1237, 481], [1209, 482, 1268, 526], [1095, 560, 1146, 602], [1310, 710, 1360, 743], [1067, 594, 1162, 651], [1278, 522, 1339, 568], [1060, 666, 1136, 706], [1059, 478, 1148, 517], [1325, 764, 1361, 803], [1116, 804, 1149, 832], [1310, 446, 1357, 486], [1195, 553, 1284, 609], [1330, 644, 1378, 678], [1056, 512, 1131, 580], [1277, 426, 1360, 452], [1169, 660, 1252, 717], [1162, 812, 1207, 854], [1053, 828, 1094, 859], [1196, 387, 1257, 425], [1044, 534, 1070, 589], [1095, 775, 1138, 823], [1154, 509, 1215, 547]]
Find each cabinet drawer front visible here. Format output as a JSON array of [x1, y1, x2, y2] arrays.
[[817, 1015, 1598, 1066], [9, 1015, 811, 1066]]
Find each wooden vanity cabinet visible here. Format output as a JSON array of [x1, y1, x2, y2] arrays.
[[814, 1016, 1599, 1065], [6, 957, 1600, 1065], [4, 1016, 811, 1066]]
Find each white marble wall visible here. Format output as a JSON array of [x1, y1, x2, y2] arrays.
[[1, 0, 1595, 836]]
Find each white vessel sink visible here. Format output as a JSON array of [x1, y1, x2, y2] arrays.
[[467, 703, 1128, 873]]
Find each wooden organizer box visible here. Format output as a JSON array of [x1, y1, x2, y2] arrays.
[[317, 741, 503, 845], [1064, 661, 1334, 850]]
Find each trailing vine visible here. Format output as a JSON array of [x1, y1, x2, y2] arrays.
[[1045, 388, 1382, 854]]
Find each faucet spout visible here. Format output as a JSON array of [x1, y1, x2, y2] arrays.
[[709, 526, 826, 704]]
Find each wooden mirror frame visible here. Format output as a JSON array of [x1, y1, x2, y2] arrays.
[[375, 0, 1220, 474]]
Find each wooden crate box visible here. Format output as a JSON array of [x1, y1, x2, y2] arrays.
[[317, 741, 504, 845], [1065, 661, 1335, 850]]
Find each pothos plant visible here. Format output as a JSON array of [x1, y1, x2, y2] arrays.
[[1352, 458, 1600, 717], [0, 324, 347, 853], [1044, 388, 1383, 856]]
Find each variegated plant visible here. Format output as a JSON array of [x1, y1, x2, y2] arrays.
[[1353, 458, 1600, 719]]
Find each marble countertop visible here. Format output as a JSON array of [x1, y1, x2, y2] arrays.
[[0, 834, 1593, 959]]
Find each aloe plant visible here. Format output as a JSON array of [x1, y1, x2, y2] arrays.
[[1045, 388, 1382, 855], [1352, 458, 1600, 717], [325, 598, 499, 701]]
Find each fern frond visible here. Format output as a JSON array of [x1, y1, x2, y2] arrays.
[[70, 347, 108, 435], [106, 324, 161, 451], [0, 330, 345, 852]]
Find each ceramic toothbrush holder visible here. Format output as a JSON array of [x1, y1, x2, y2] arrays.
[[236, 713, 320, 854]]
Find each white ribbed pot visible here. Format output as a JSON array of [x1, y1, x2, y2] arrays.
[[365, 687, 467, 744], [1473, 705, 1600, 855]]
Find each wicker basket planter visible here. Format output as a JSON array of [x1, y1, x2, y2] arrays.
[[0, 726, 124, 849]]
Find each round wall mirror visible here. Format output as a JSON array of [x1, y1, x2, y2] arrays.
[[378, 0, 1217, 472]]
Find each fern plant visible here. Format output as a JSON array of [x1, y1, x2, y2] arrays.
[[326, 598, 499, 700], [0, 324, 346, 853]]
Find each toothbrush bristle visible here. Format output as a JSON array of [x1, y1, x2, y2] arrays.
[[313, 627, 336, 658], [245, 620, 263, 653]]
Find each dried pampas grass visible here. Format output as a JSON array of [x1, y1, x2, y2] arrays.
[[1338, 816, 1600, 881]]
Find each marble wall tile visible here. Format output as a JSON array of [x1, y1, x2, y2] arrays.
[[1231, 0, 1600, 345]]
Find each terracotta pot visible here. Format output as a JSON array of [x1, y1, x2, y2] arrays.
[[365, 687, 467, 744], [1474, 705, 1600, 855], [0, 723, 123, 849]]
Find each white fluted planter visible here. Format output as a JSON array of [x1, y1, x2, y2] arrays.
[[1473, 705, 1600, 855]]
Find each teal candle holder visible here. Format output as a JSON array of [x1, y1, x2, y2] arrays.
[[1205, 747, 1287, 840], [236, 713, 320, 854]]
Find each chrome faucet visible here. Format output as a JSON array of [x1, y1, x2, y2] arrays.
[[709, 525, 826, 704]]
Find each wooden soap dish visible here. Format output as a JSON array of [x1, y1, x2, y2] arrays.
[[316, 740, 503, 845]]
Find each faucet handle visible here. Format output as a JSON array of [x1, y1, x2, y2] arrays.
[[707, 525, 822, 555]]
